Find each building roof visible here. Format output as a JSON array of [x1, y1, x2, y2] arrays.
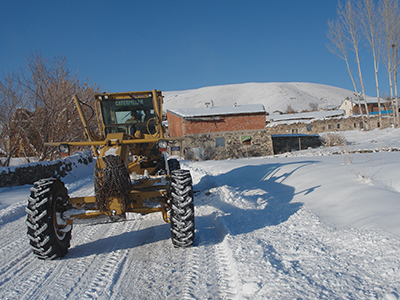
[[345, 97, 389, 105], [167, 104, 266, 118], [266, 109, 345, 123]]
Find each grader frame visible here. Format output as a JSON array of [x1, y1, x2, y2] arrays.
[[26, 90, 194, 259]]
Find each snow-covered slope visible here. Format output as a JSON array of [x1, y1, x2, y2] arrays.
[[163, 82, 355, 113], [0, 129, 400, 299]]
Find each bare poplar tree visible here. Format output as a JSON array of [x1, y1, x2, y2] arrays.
[[380, 0, 400, 126], [327, 0, 368, 125], [394, 38, 400, 125], [341, 0, 371, 126], [358, 0, 384, 126]]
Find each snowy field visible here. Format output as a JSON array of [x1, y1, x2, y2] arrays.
[[0, 128, 400, 299]]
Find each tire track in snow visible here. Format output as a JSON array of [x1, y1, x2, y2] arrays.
[[0, 218, 31, 276], [194, 187, 242, 299], [107, 214, 174, 300], [179, 189, 243, 299], [214, 236, 242, 299], [74, 219, 139, 300], [45, 218, 139, 300], [29, 219, 126, 299], [0, 217, 109, 299], [180, 248, 202, 300], [179, 243, 222, 299], [0, 215, 138, 299], [0, 217, 44, 297], [0, 255, 59, 300]]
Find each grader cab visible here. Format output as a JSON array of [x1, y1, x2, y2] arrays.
[[26, 90, 194, 260]]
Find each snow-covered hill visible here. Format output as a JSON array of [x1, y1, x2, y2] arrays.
[[163, 82, 355, 113]]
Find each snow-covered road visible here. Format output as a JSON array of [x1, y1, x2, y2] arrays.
[[1, 129, 400, 299]]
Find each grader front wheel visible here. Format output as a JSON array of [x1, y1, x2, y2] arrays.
[[26, 178, 71, 260], [170, 169, 195, 247]]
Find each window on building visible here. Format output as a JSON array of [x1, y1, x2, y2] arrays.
[[306, 125, 312, 131], [328, 124, 332, 130], [241, 135, 251, 145], [291, 128, 298, 134], [337, 124, 340, 129], [360, 122, 364, 128], [354, 123, 357, 128], [215, 137, 225, 148], [377, 122, 380, 128]]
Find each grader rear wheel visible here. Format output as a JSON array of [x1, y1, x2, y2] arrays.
[[170, 169, 195, 247], [26, 178, 71, 260]]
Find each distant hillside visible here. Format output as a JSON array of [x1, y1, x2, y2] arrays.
[[163, 82, 355, 114]]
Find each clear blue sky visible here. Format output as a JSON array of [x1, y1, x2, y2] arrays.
[[0, 0, 384, 96]]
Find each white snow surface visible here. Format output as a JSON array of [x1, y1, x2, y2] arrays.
[[163, 82, 355, 114], [1, 128, 400, 299]]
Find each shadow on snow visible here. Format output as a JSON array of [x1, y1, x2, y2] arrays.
[[194, 160, 321, 246], [64, 160, 321, 258]]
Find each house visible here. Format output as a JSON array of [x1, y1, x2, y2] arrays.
[[340, 97, 390, 115], [166, 104, 273, 160]]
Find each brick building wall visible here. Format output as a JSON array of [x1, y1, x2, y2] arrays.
[[166, 111, 266, 137], [166, 112, 184, 138]]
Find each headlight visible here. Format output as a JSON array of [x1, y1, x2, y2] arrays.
[[58, 143, 70, 156], [158, 139, 168, 150]]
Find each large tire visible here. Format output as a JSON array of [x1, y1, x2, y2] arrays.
[[26, 178, 71, 260], [168, 158, 181, 173], [170, 169, 195, 247]]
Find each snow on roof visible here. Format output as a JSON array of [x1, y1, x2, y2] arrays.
[[346, 97, 389, 104], [167, 104, 266, 118], [266, 109, 344, 122]]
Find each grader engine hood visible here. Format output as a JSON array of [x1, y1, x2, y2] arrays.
[[98, 133, 130, 165]]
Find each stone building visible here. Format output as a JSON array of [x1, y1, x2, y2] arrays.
[[165, 101, 396, 160], [166, 104, 273, 160]]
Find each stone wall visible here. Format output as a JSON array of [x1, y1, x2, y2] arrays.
[[168, 129, 273, 160], [266, 115, 393, 135], [271, 134, 322, 154], [0, 151, 93, 188]]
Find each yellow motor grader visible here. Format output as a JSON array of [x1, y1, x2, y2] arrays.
[[26, 90, 194, 260]]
